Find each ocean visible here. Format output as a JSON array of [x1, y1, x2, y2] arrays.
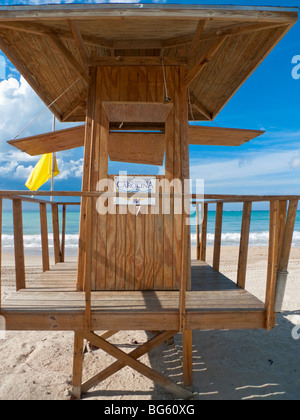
[[1, 210, 300, 252]]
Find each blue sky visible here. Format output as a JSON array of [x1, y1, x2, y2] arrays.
[[0, 0, 300, 200]]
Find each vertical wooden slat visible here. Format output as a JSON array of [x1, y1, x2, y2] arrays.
[[164, 107, 175, 290], [153, 187, 164, 290], [237, 201, 252, 289], [276, 200, 287, 268], [84, 196, 93, 330], [200, 203, 208, 262], [135, 213, 145, 290], [77, 66, 97, 291], [115, 205, 127, 290], [40, 203, 50, 272], [125, 209, 136, 290], [279, 199, 298, 272], [60, 204, 66, 263], [71, 332, 84, 400], [196, 203, 200, 260], [96, 75, 110, 290], [144, 208, 154, 290], [182, 330, 193, 387], [265, 200, 280, 330], [213, 202, 223, 271], [13, 199, 25, 291], [52, 203, 61, 265], [173, 67, 183, 290], [179, 65, 191, 291]]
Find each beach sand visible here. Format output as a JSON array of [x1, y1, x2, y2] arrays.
[[0, 247, 299, 400]]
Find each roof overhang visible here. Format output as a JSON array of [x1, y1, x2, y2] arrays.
[[0, 4, 297, 123], [8, 125, 265, 165]]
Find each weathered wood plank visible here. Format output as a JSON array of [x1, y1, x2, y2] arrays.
[[40, 203, 50, 272], [213, 202, 223, 271], [237, 201, 252, 289], [13, 199, 25, 291], [52, 203, 61, 265]]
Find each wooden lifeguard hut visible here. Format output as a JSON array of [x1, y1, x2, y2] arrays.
[[0, 4, 299, 399]]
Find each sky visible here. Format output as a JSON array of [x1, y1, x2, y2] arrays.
[[0, 0, 300, 202]]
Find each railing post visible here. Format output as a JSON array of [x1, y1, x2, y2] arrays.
[[13, 199, 26, 291], [265, 200, 280, 330], [60, 204, 67, 263], [40, 203, 50, 272], [278, 200, 298, 272], [196, 203, 200, 260], [237, 201, 252, 289], [213, 202, 223, 271], [52, 203, 61, 264], [274, 199, 298, 313], [200, 202, 208, 262]]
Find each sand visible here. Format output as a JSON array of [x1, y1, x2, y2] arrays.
[[0, 247, 299, 401]]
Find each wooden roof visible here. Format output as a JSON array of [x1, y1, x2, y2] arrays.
[[0, 4, 297, 123], [7, 125, 265, 162]]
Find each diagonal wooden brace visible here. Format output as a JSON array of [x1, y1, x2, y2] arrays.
[[84, 331, 193, 399], [82, 330, 177, 393]]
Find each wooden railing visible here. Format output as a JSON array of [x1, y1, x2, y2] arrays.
[[0, 192, 80, 303], [193, 195, 299, 330], [0, 191, 299, 332]]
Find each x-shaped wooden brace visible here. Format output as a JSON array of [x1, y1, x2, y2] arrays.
[[71, 330, 193, 400]]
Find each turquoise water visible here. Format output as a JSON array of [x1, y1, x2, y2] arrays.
[[1, 210, 300, 249]]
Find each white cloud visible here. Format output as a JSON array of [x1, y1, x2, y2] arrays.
[[190, 148, 300, 193], [0, 76, 53, 146]]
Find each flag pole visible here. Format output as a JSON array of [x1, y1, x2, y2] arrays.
[[51, 115, 56, 202]]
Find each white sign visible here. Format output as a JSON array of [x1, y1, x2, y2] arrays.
[[114, 176, 156, 206]]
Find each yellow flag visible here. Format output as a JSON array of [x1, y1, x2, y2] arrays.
[[25, 154, 60, 191]]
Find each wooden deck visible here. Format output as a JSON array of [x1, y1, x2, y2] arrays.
[[1, 260, 266, 332]]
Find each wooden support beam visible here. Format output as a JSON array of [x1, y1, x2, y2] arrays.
[[40, 203, 50, 272], [84, 331, 192, 399], [71, 332, 84, 400], [60, 205, 66, 263], [182, 330, 193, 388], [81, 330, 177, 394], [200, 203, 208, 262], [186, 36, 227, 86], [89, 56, 187, 67], [46, 33, 88, 84], [188, 20, 206, 60], [68, 20, 89, 70], [213, 202, 223, 271], [265, 200, 280, 330], [237, 201, 252, 289], [51, 204, 61, 265], [12, 199, 25, 291], [279, 199, 298, 272]]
